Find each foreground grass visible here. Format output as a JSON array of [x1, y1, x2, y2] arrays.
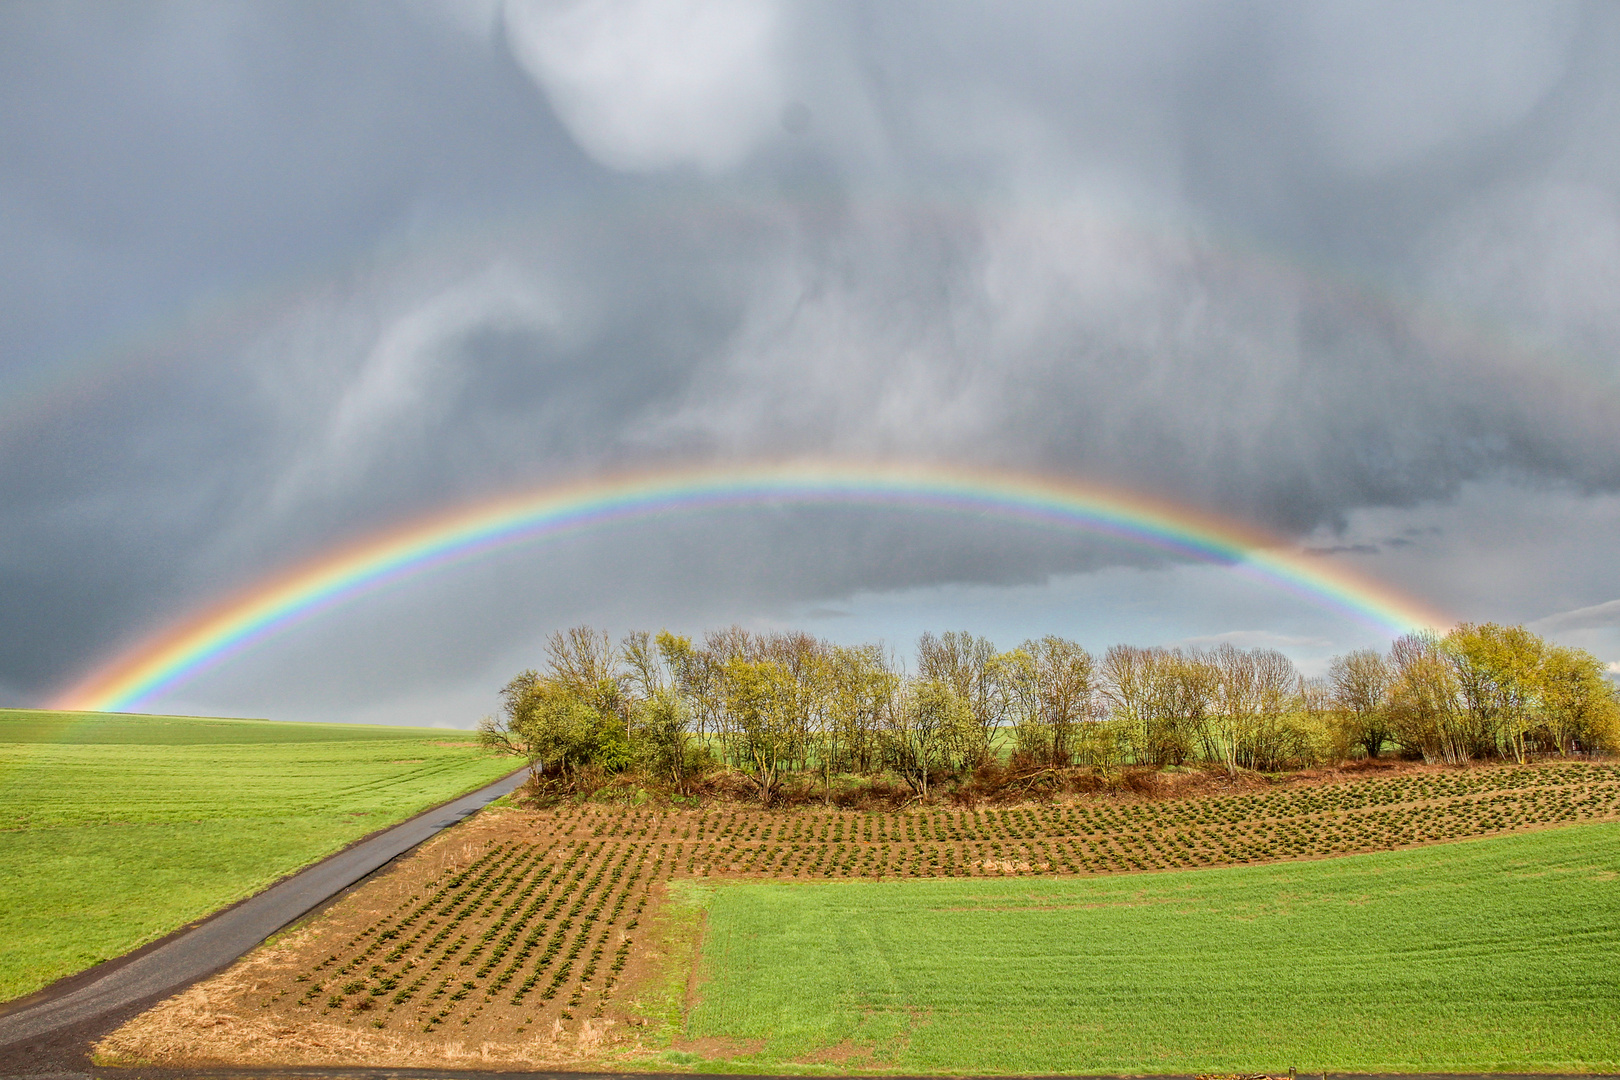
[[682, 822, 1620, 1075], [0, 709, 514, 1003]]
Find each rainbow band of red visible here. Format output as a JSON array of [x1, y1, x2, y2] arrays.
[[56, 461, 1447, 712]]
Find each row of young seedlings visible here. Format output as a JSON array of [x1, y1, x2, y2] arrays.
[[390, 841, 552, 1018], [413, 840, 580, 1029], [564, 845, 667, 1019], [662, 778, 1620, 877], [295, 840, 529, 1010], [295, 840, 553, 1018], [514, 842, 632, 1011], [385, 838, 660, 1031], [555, 762, 1619, 849], [423, 840, 614, 1028]]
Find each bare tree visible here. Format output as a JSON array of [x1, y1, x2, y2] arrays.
[[546, 626, 622, 718], [1387, 632, 1467, 764], [1329, 649, 1392, 759], [1001, 636, 1095, 767], [886, 677, 970, 800], [918, 631, 1001, 761], [1208, 643, 1255, 775], [1248, 648, 1300, 770]]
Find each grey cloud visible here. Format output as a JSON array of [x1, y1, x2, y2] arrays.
[[1303, 544, 1381, 557], [4, 1, 1620, 707], [1531, 598, 1620, 633]]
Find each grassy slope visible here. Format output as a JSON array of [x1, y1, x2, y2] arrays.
[[0, 709, 515, 1003], [682, 822, 1620, 1075]]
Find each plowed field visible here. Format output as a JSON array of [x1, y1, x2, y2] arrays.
[[99, 760, 1620, 1071]]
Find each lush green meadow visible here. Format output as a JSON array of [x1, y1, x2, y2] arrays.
[[0, 709, 514, 1003], [681, 822, 1620, 1075]]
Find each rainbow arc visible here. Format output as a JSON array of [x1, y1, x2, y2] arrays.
[[56, 461, 1448, 712]]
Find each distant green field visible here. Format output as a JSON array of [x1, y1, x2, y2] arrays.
[[0, 709, 515, 1003], [680, 823, 1620, 1075]]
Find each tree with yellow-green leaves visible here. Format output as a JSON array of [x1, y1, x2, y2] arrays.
[[918, 631, 1001, 765], [1536, 644, 1619, 755], [1444, 623, 1546, 762], [484, 621, 1617, 797], [721, 655, 799, 804]]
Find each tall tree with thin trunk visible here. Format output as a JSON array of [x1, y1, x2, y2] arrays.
[[1329, 648, 1393, 759]]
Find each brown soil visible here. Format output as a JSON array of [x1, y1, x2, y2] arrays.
[[96, 760, 1620, 1071]]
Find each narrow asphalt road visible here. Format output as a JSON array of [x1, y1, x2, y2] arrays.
[[0, 767, 528, 1077]]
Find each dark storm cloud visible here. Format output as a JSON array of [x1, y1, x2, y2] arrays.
[[3, 0, 1619, 702]]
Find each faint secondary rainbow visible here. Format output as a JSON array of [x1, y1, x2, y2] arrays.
[[56, 461, 1448, 712]]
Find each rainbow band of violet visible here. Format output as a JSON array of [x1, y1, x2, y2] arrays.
[[56, 460, 1448, 712]]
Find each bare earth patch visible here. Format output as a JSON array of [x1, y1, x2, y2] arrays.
[[98, 760, 1620, 1070]]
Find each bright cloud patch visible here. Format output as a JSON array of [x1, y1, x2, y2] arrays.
[[503, 0, 788, 172]]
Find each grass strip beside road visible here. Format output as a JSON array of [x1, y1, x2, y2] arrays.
[[0, 709, 514, 1003], [682, 822, 1620, 1075]]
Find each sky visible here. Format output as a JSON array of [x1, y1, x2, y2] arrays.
[[3, 0, 1619, 726]]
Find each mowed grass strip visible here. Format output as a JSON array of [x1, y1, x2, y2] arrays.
[[685, 822, 1620, 1075], [0, 709, 515, 1003]]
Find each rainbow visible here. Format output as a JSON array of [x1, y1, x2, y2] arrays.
[[55, 461, 1448, 712]]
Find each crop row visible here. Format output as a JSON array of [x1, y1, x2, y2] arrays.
[[557, 761, 1620, 856], [268, 760, 1618, 1042], [289, 834, 668, 1033]]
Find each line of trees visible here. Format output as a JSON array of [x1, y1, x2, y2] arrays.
[[479, 623, 1619, 802]]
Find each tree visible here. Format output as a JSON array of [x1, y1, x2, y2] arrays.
[[1329, 649, 1393, 759], [657, 629, 727, 757], [826, 643, 895, 775], [1033, 636, 1094, 767], [1387, 632, 1467, 764], [721, 657, 798, 804], [545, 627, 620, 705], [1208, 643, 1255, 776], [886, 677, 972, 800], [1246, 648, 1300, 770], [479, 670, 625, 786], [620, 631, 706, 794], [918, 631, 1001, 763], [630, 689, 702, 793], [990, 646, 1040, 764], [995, 636, 1095, 768], [1100, 644, 1154, 764], [478, 668, 546, 783], [1536, 644, 1620, 755], [1101, 645, 1192, 766], [1443, 623, 1544, 763]]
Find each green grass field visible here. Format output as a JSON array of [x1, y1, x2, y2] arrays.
[[678, 822, 1620, 1075], [0, 708, 515, 1003]]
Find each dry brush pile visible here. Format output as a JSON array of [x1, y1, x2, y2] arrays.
[[99, 759, 1620, 1069]]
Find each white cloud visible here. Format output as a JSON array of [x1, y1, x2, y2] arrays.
[[502, 0, 789, 172]]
